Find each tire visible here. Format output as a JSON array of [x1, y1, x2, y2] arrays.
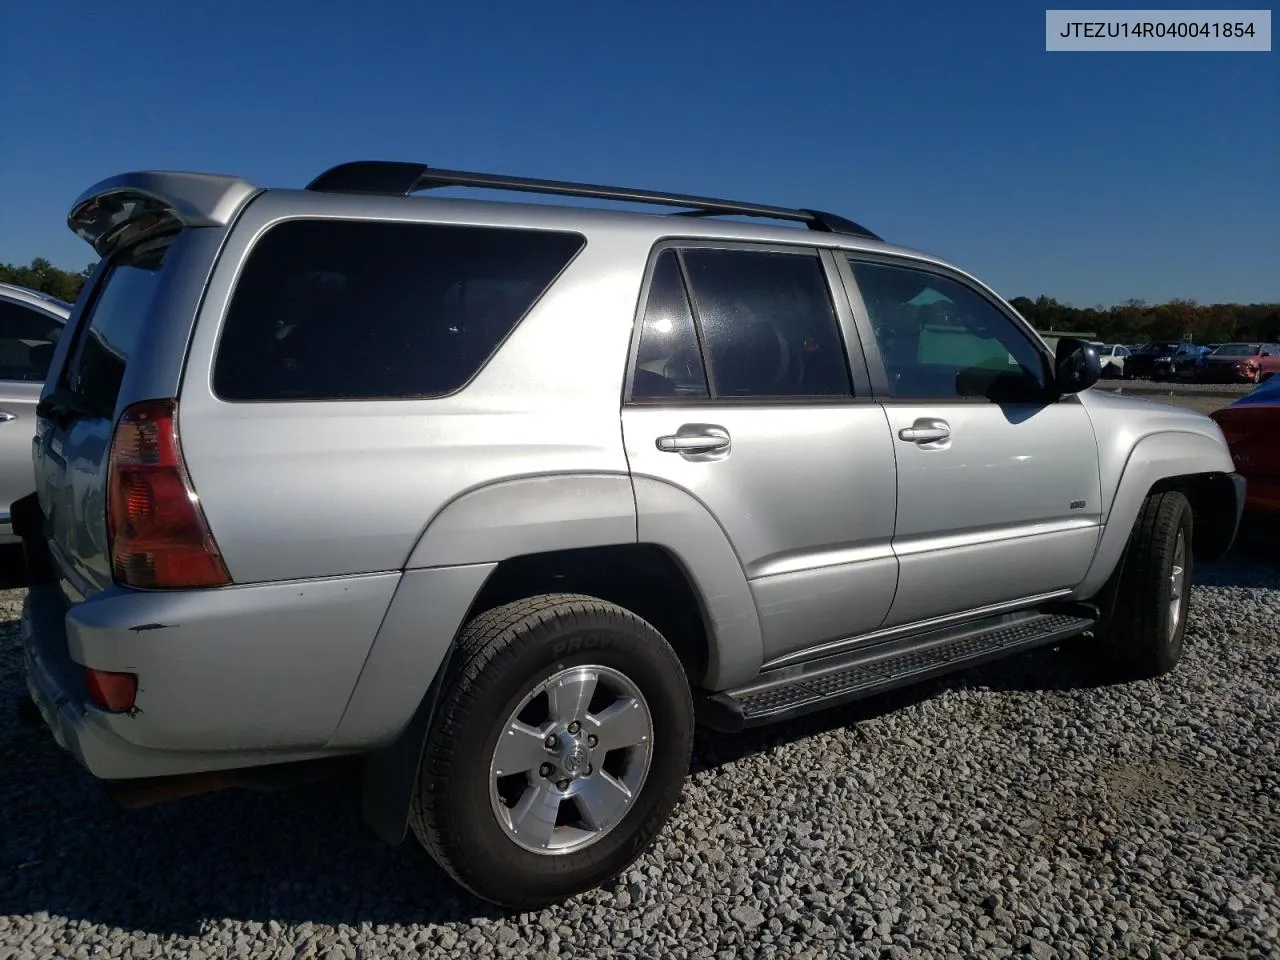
[[408, 593, 694, 909], [1098, 490, 1194, 680]]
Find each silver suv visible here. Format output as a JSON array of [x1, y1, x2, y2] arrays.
[[18, 161, 1245, 909]]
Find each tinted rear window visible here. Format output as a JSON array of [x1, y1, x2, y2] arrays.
[[65, 236, 171, 416], [212, 219, 585, 401]]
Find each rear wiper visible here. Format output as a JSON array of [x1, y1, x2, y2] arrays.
[[35, 388, 96, 427]]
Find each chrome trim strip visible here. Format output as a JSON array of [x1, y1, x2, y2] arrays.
[[748, 541, 896, 579], [892, 518, 1100, 558], [761, 589, 1075, 670], [746, 519, 1098, 580]]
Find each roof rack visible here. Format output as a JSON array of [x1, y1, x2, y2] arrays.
[[305, 160, 882, 241]]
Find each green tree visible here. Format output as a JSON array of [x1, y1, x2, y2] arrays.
[[0, 257, 93, 303], [1006, 294, 1279, 345]]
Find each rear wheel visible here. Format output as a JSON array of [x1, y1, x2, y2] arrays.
[[409, 594, 694, 909], [1097, 490, 1194, 679]]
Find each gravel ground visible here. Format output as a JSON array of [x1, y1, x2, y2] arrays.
[[1101, 381, 1255, 396], [2, 538, 1277, 960]]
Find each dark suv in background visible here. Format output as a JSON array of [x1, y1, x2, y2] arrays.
[[1127, 341, 1200, 381]]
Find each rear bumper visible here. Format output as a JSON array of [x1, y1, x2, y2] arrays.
[[20, 570, 401, 780]]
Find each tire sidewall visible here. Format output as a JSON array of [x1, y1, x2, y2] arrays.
[[426, 607, 692, 905], [1158, 497, 1195, 666]]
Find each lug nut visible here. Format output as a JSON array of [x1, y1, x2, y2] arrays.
[[557, 779, 571, 791], [545, 734, 558, 749], [587, 734, 598, 748], [567, 721, 581, 735], [539, 763, 554, 777]]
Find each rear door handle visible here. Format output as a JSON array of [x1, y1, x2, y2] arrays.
[[656, 426, 730, 454], [0, 411, 16, 423], [897, 419, 950, 444]]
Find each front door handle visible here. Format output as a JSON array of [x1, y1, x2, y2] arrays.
[[656, 426, 730, 454], [897, 419, 950, 444], [0, 411, 16, 423]]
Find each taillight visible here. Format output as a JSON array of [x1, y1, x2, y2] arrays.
[[85, 668, 137, 712], [106, 398, 231, 589]]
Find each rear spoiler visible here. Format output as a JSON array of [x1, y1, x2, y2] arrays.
[[67, 171, 261, 257]]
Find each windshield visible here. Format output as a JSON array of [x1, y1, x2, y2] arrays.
[[1211, 343, 1262, 357]]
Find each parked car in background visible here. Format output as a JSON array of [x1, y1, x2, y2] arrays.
[[1126, 341, 1200, 381], [1196, 342, 1280, 384], [1211, 375, 1280, 517], [0, 282, 70, 542], [1095, 343, 1131, 378]]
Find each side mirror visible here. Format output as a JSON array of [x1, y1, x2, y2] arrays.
[[1053, 337, 1102, 395]]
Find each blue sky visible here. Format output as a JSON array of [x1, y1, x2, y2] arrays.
[[1, 0, 1275, 306]]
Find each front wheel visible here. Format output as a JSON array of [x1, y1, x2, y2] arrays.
[[408, 594, 694, 909], [1097, 490, 1194, 679]]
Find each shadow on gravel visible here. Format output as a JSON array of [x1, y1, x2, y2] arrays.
[[0, 544, 27, 589], [689, 640, 1107, 776], [0, 746, 511, 932], [1195, 525, 1280, 589]]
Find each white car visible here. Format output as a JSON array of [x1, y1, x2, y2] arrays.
[[1094, 343, 1131, 379], [0, 282, 71, 542]]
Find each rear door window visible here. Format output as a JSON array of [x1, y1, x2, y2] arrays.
[[679, 247, 852, 399], [212, 219, 585, 401]]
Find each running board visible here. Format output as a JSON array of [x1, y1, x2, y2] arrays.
[[698, 611, 1097, 732]]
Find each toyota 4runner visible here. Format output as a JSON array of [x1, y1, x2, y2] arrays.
[[16, 160, 1246, 909]]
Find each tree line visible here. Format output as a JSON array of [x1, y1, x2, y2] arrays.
[[0, 258, 95, 305], [1009, 295, 1280, 345], [3, 256, 1277, 347]]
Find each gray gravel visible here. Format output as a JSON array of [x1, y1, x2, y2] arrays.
[[1098, 380, 1254, 396], [2, 538, 1278, 959]]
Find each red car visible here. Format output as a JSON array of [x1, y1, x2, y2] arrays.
[[1196, 342, 1280, 384], [1211, 376, 1280, 516]]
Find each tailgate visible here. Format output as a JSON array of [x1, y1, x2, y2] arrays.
[[34, 235, 175, 598]]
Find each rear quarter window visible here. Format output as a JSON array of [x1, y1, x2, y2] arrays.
[[212, 219, 585, 401]]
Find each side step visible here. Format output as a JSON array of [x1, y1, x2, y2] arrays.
[[699, 611, 1096, 732]]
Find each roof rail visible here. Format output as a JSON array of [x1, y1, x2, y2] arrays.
[[305, 160, 882, 241]]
